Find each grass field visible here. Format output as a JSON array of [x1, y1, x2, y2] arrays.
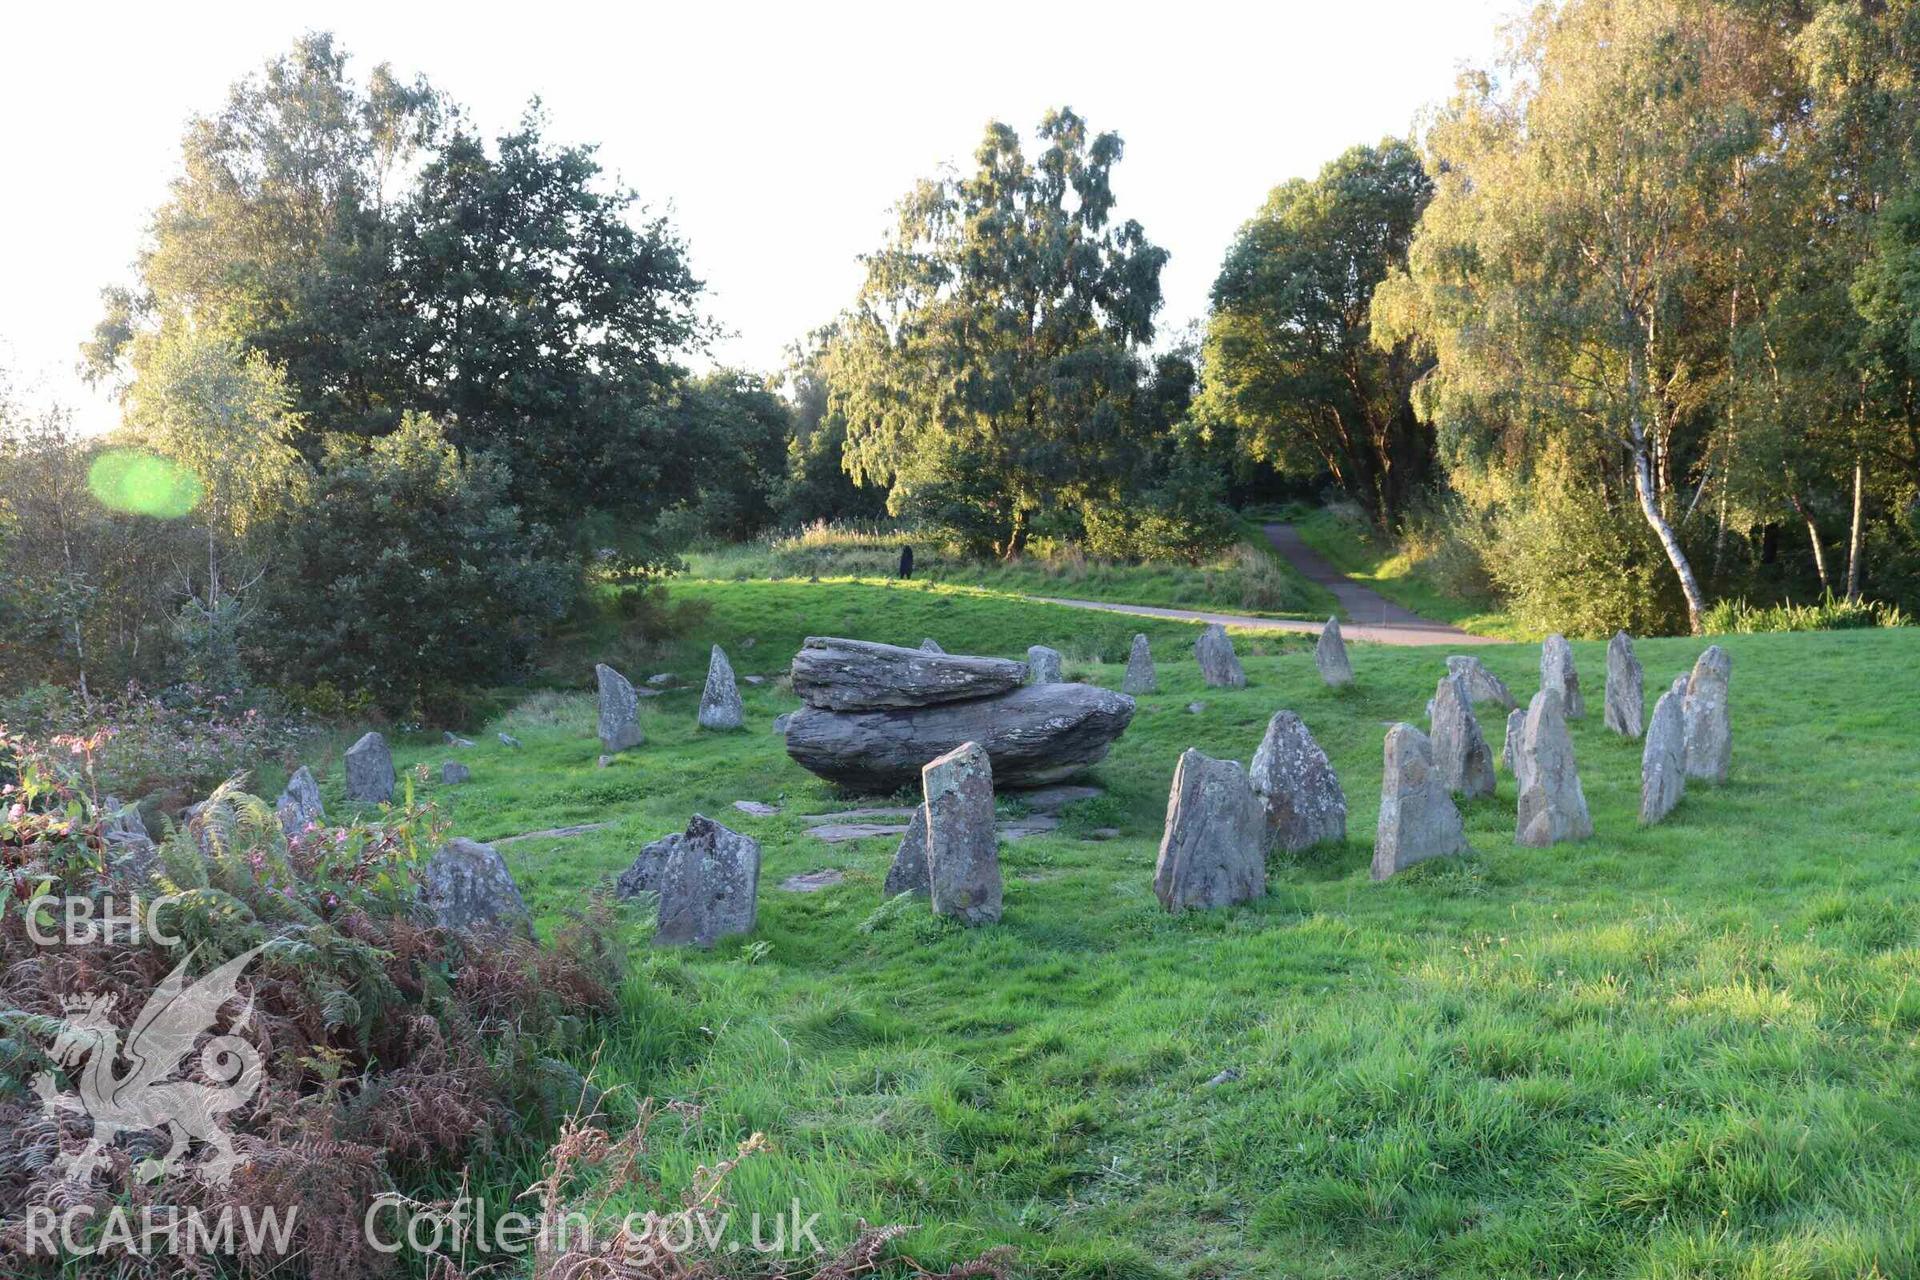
[[308, 581, 1920, 1278], [684, 525, 1340, 620]]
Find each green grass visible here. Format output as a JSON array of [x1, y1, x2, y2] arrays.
[[307, 584, 1920, 1278], [685, 528, 1339, 620], [1286, 506, 1528, 641]]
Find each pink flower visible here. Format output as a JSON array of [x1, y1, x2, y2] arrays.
[[6, 803, 22, 821]]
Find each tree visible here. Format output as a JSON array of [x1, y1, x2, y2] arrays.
[[88, 34, 709, 561], [830, 109, 1169, 558], [776, 330, 890, 527], [1375, 0, 1781, 633], [247, 416, 572, 718], [1199, 139, 1434, 527]]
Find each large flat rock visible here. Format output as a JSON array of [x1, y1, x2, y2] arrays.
[[785, 682, 1135, 793], [790, 636, 1028, 711]]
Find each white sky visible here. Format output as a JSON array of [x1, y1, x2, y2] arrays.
[[0, 0, 1513, 433]]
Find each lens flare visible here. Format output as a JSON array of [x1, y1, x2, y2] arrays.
[[87, 450, 202, 519]]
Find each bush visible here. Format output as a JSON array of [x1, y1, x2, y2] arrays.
[[1701, 594, 1911, 633], [248, 416, 574, 722], [0, 741, 622, 1279], [1486, 477, 1688, 637]]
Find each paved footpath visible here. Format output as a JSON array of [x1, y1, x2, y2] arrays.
[[1029, 523, 1496, 648]]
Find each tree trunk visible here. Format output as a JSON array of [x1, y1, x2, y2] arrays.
[[1845, 453, 1864, 602], [1631, 334, 1707, 633], [1783, 482, 1830, 593], [1001, 509, 1028, 563]]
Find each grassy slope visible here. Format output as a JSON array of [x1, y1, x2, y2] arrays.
[[1286, 507, 1528, 641], [685, 538, 1342, 621], [317, 584, 1920, 1278]]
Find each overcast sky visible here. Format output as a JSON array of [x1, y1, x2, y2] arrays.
[[0, 0, 1513, 433]]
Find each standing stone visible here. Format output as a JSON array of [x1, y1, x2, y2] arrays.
[[1515, 691, 1593, 847], [772, 712, 793, 736], [1194, 624, 1246, 689], [1603, 631, 1645, 738], [1372, 724, 1469, 880], [1248, 712, 1346, 853], [1314, 617, 1354, 687], [698, 645, 745, 731], [615, 832, 680, 899], [652, 815, 762, 947], [1540, 635, 1585, 718], [343, 732, 394, 804], [276, 765, 325, 834], [443, 732, 476, 748], [421, 838, 532, 934], [596, 664, 645, 754], [1640, 684, 1687, 825], [1501, 708, 1527, 783], [1447, 655, 1519, 710], [882, 807, 930, 898], [1154, 748, 1266, 911], [498, 733, 522, 749], [1121, 633, 1157, 695], [922, 742, 1002, 926], [440, 761, 471, 785], [919, 638, 945, 654], [1026, 645, 1065, 685], [1430, 674, 1496, 798], [1682, 645, 1733, 784]]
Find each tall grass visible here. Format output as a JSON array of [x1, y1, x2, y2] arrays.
[[1703, 593, 1911, 633]]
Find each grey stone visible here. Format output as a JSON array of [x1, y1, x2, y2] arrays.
[[1683, 644, 1732, 784], [1122, 633, 1157, 694], [1187, 701, 1208, 715], [1502, 707, 1527, 781], [646, 673, 679, 687], [882, 807, 929, 898], [651, 815, 762, 947], [784, 682, 1134, 793], [597, 754, 615, 769], [1446, 655, 1518, 710], [790, 636, 1027, 711], [1153, 748, 1266, 912], [344, 732, 394, 804], [742, 674, 766, 686], [498, 733, 522, 749], [1086, 827, 1122, 841], [1603, 631, 1644, 738], [100, 795, 151, 846], [772, 713, 793, 735], [443, 732, 476, 748], [1430, 674, 1496, 798], [1018, 784, 1102, 814], [1371, 724, 1469, 879], [421, 838, 531, 934], [1540, 635, 1585, 718], [275, 766, 324, 835], [997, 815, 1060, 840], [1026, 645, 1065, 685], [919, 638, 945, 654], [780, 869, 844, 893], [732, 800, 781, 817], [1248, 711, 1347, 853], [1515, 691, 1593, 847], [495, 821, 612, 847], [697, 645, 745, 731], [1640, 684, 1687, 825], [801, 807, 920, 824], [1315, 617, 1354, 687], [807, 821, 913, 843], [596, 663, 645, 754], [923, 742, 1002, 925], [440, 761, 471, 785], [1194, 623, 1246, 688], [615, 833, 678, 898]]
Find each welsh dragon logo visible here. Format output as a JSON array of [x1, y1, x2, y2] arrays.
[[32, 945, 266, 1187]]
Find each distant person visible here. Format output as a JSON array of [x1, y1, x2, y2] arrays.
[[898, 545, 914, 580]]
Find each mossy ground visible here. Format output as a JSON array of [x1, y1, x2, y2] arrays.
[[310, 582, 1920, 1278]]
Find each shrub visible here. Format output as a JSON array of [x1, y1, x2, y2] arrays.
[[0, 740, 621, 1279], [1486, 478, 1688, 637], [248, 416, 574, 722]]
